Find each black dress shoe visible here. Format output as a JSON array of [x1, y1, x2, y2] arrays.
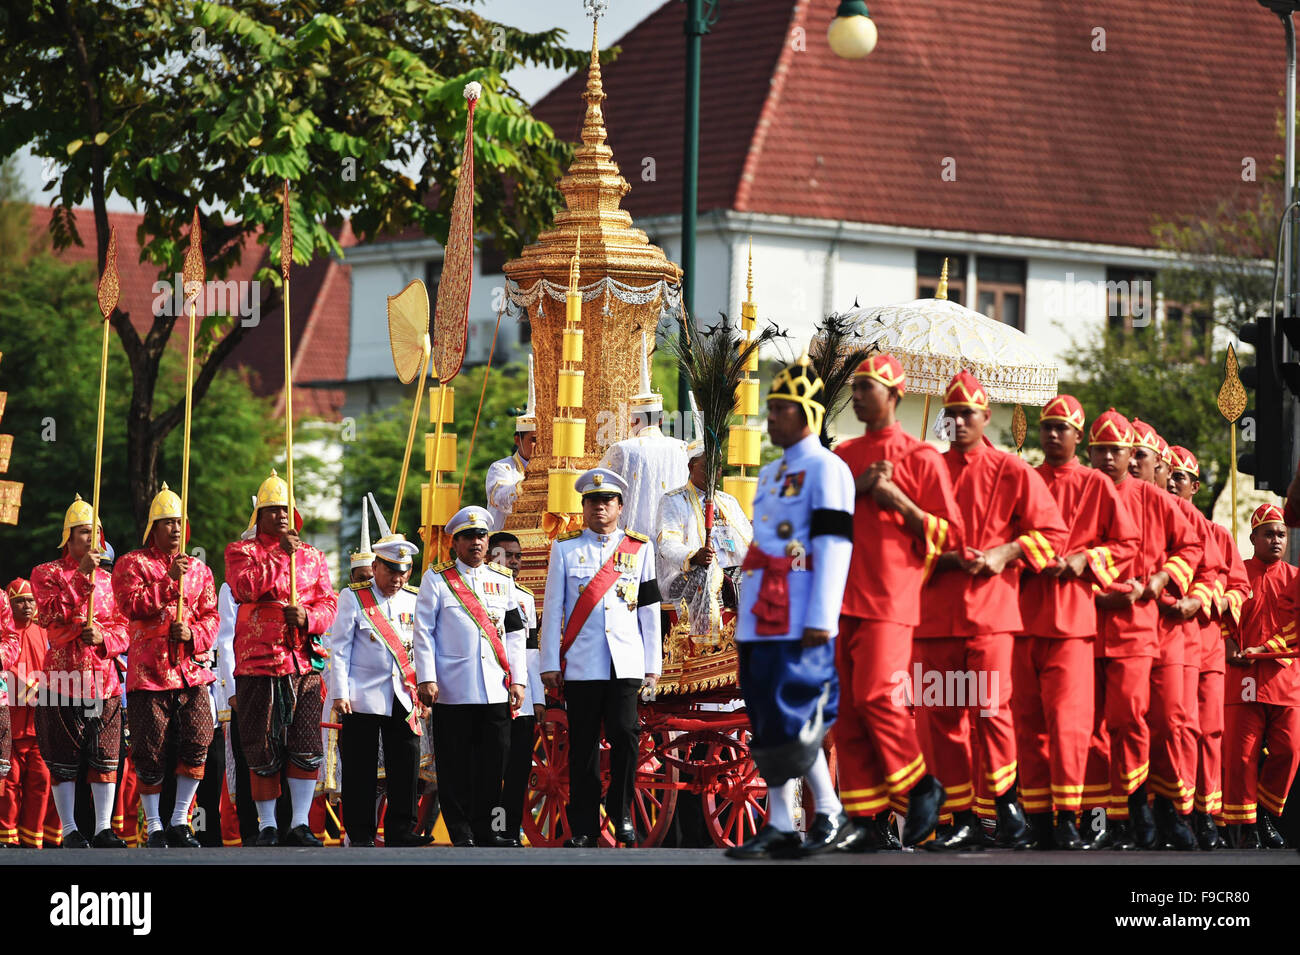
[[1238, 824, 1262, 849], [1107, 819, 1142, 851], [145, 829, 168, 848], [479, 834, 519, 848], [61, 831, 90, 849], [164, 823, 201, 848], [924, 813, 986, 852], [350, 839, 376, 847], [1053, 814, 1085, 850], [994, 801, 1033, 849], [902, 775, 945, 847], [1192, 812, 1219, 850], [835, 817, 880, 853], [563, 834, 596, 848], [92, 828, 128, 848], [1153, 798, 1197, 851], [282, 824, 323, 847], [1082, 823, 1118, 850], [1130, 801, 1157, 849], [1026, 811, 1053, 850], [724, 825, 802, 860], [1259, 812, 1287, 849], [254, 826, 279, 847], [612, 820, 638, 846], [801, 810, 853, 856], [452, 838, 477, 847], [387, 831, 435, 848], [875, 811, 902, 850]]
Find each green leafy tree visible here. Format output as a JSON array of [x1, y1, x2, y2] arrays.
[[0, 248, 280, 582], [1, 0, 593, 525]]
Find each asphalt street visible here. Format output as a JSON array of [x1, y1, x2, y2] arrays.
[[4, 847, 1297, 865]]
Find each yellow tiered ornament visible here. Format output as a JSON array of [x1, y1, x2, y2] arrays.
[[546, 231, 586, 521], [723, 238, 761, 516]]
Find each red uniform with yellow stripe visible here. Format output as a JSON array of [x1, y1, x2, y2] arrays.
[[833, 355, 964, 816], [915, 372, 1069, 815], [1015, 398, 1138, 815]]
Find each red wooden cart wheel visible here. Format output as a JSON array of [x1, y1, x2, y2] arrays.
[[698, 730, 767, 849], [522, 709, 679, 848]]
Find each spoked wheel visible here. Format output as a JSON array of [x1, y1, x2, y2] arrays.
[[697, 730, 767, 848], [522, 708, 574, 847], [522, 709, 679, 848]]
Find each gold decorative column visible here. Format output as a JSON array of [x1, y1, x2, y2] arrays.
[[725, 239, 761, 517]]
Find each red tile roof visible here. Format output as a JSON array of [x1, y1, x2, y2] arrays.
[[25, 205, 348, 421], [533, 0, 1288, 249]]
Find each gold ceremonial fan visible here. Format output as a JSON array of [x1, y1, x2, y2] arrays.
[[388, 280, 431, 384]]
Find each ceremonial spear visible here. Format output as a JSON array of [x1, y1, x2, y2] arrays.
[[280, 181, 298, 604], [86, 227, 119, 622], [176, 211, 204, 640]]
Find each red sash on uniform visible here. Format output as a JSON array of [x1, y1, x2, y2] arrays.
[[354, 587, 422, 735], [740, 545, 814, 636], [441, 565, 513, 690], [559, 534, 645, 673]]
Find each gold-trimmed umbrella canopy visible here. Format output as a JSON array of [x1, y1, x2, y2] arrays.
[[834, 296, 1059, 405], [387, 280, 431, 383]]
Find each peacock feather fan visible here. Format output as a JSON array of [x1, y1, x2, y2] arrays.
[[810, 312, 876, 447], [663, 313, 781, 505]]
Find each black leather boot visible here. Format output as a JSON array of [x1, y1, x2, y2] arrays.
[[1026, 811, 1053, 850], [901, 774, 944, 847], [1053, 811, 1085, 850], [1153, 797, 1197, 850], [1258, 811, 1287, 849], [925, 810, 986, 851], [994, 798, 1033, 849], [1129, 788, 1157, 849], [875, 810, 902, 850]]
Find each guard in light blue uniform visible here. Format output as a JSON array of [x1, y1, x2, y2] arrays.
[[540, 467, 661, 847], [728, 353, 856, 860]]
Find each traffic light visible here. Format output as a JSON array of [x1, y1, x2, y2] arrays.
[[1239, 310, 1300, 491]]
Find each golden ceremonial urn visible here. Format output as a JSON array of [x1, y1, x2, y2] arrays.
[[502, 21, 680, 580]]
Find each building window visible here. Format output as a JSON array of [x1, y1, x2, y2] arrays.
[[424, 259, 443, 303], [917, 251, 967, 305], [1105, 267, 1157, 332], [975, 257, 1027, 330], [1163, 302, 1213, 357]]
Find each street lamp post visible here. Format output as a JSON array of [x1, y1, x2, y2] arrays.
[[678, 0, 877, 416]]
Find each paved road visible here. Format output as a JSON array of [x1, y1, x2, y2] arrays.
[[5, 847, 1297, 865]]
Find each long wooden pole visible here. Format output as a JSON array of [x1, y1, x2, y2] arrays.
[[86, 316, 111, 623], [458, 308, 504, 503], [177, 294, 197, 628], [920, 394, 932, 440], [430, 384, 447, 566], [393, 346, 431, 532], [281, 184, 298, 604]]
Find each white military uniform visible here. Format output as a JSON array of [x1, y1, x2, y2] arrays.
[[598, 426, 689, 541], [515, 584, 543, 712], [413, 559, 527, 704], [540, 528, 662, 681], [655, 483, 752, 639], [215, 582, 239, 798], [485, 452, 527, 532], [329, 582, 420, 715]]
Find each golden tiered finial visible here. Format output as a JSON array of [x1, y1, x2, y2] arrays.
[[936, 257, 949, 301], [746, 236, 754, 303], [741, 235, 757, 331], [569, 228, 582, 291], [581, 1, 608, 147]]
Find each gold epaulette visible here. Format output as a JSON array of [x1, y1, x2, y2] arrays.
[[402, 583, 419, 594], [515, 582, 534, 597], [348, 581, 369, 591], [625, 529, 650, 543], [486, 561, 513, 577], [557, 530, 583, 542], [432, 559, 456, 574]]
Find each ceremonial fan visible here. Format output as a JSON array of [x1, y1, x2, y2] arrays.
[[387, 279, 432, 534]]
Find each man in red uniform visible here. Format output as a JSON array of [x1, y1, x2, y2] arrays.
[[832, 354, 960, 850], [0, 579, 52, 848], [1016, 395, 1137, 849], [31, 495, 131, 848], [112, 483, 221, 848], [224, 470, 337, 847], [1082, 412, 1200, 849], [1126, 421, 1209, 851], [914, 371, 1068, 851], [1168, 446, 1246, 849], [1221, 503, 1297, 848]]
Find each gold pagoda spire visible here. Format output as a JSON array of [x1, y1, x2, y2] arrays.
[[581, 8, 608, 148], [936, 257, 950, 301], [569, 228, 582, 290]]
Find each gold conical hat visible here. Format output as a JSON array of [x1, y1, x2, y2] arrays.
[[257, 469, 290, 509], [144, 482, 183, 544], [387, 280, 431, 384], [59, 493, 99, 549]]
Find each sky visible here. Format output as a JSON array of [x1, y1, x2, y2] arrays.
[[12, 0, 667, 213]]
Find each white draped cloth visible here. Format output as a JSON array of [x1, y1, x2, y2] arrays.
[[654, 483, 752, 640], [598, 426, 689, 540], [485, 452, 527, 531]]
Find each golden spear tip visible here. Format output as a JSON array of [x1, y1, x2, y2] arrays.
[[936, 257, 949, 301]]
